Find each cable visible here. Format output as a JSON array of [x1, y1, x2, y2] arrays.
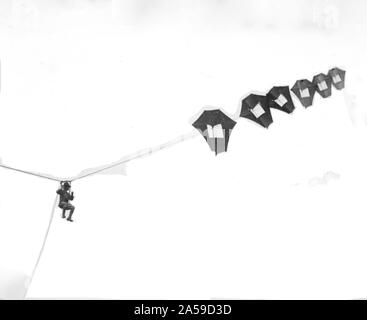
[[0, 163, 62, 182], [23, 192, 59, 299], [0, 131, 200, 183], [69, 131, 200, 182]]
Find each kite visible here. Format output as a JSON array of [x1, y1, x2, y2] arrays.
[[192, 109, 236, 155], [267, 86, 295, 114], [291, 79, 317, 108], [328, 67, 346, 90], [240, 94, 272, 128], [313, 73, 332, 98]]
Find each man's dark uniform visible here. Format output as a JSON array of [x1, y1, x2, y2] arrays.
[[57, 182, 75, 222]]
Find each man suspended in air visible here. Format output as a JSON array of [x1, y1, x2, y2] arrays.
[[57, 181, 75, 222]]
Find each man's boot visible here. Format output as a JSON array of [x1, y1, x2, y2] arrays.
[[67, 208, 74, 222], [62, 209, 66, 219]]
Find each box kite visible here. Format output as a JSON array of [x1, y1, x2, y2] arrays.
[[328, 67, 346, 90], [267, 86, 295, 114], [240, 94, 273, 128], [313, 73, 332, 98], [291, 79, 317, 108], [192, 109, 236, 155]]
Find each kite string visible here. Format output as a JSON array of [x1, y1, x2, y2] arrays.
[[0, 131, 200, 182], [70, 131, 200, 182], [23, 192, 59, 299], [0, 163, 62, 182]]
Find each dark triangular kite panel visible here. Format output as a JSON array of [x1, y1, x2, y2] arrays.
[[291, 79, 316, 108], [192, 109, 236, 131], [328, 67, 346, 90], [313, 73, 332, 98], [240, 94, 272, 128], [192, 109, 236, 155], [267, 86, 295, 114]]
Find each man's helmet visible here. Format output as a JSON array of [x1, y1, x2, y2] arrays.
[[62, 181, 71, 189]]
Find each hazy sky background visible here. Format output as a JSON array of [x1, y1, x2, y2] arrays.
[[0, 0, 366, 30]]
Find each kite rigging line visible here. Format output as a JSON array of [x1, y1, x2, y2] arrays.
[[0, 132, 200, 183], [23, 193, 59, 298], [0, 163, 62, 182], [68, 131, 200, 182]]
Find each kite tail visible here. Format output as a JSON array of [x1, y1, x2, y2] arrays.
[[23, 192, 59, 299]]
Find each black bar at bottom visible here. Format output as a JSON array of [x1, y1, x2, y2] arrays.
[[0, 299, 366, 318]]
